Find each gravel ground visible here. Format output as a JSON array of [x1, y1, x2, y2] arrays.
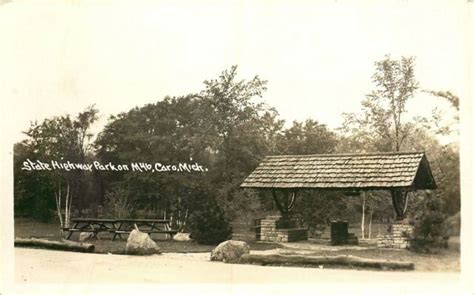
[[14, 248, 461, 285]]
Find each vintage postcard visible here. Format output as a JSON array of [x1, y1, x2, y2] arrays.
[[0, 0, 472, 294]]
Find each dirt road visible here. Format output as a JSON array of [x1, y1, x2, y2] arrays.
[[13, 248, 461, 286]]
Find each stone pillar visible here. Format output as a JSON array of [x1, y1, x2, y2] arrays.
[[377, 221, 414, 249], [259, 215, 307, 243]]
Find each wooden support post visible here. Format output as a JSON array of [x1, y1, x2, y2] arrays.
[[287, 191, 297, 211], [271, 189, 286, 215], [271, 189, 299, 228], [391, 189, 409, 220]]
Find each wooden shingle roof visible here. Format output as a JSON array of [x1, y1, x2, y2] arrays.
[[241, 151, 436, 190]]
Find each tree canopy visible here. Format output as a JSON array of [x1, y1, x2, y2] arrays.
[[14, 61, 460, 239], [15, 106, 99, 227]]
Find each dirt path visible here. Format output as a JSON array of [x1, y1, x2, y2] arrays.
[[14, 248, 460, 285]]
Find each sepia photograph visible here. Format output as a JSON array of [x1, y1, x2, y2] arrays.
[[0, 0, 472, 294]]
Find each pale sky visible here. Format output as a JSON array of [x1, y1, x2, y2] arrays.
[[0, 0, 470, 144]]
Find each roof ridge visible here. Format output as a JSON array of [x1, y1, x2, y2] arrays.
[[266, 151, 425, 158]]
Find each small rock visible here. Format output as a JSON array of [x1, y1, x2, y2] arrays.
[[79, 232, 96, 242], [210, 240, 250, 263], [125, 229, 161, 255], [173, 232, 193, 242]]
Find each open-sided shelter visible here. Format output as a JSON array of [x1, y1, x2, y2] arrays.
[[241, 151, 436, 243], [242, 151, 436, 218]]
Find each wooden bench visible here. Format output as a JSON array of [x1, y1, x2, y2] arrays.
[[113, 219, 176, 240], [64, 218, 117, 240], [113, 230, 178, 234], [63, 228, 96, 232], [113, 229, 178, 237], [63, 218, 178, 241]]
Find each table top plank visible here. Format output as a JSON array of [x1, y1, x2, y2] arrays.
[[70, 218, 116, 223], [115, 219, 170, 223]]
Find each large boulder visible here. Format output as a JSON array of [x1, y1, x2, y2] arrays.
[[210, 240, 250, 263], [125, 230, 161, 255], [79, 232, 96, 242], [173, 232, 193, 242]]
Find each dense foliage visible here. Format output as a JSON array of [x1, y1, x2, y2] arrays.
[[14, 106, 99, 227], [13, 62, 460, 244], [410, 194, 449, 253], [14, 142, 55, 221], [187, 194, 233, 245], [102, 185, 136, 219]]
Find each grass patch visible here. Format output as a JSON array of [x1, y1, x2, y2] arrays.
[[14, 218, 281, 254], [14, 218, 459, 272]]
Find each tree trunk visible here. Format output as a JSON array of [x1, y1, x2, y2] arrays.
[[368, 208, 373, 239], [55, 183, 64, 236], [55, 191, 62, 228], [65, 181, 70, 228], [68, 181, 73, 220], [15, 238, 95, 253], [239, 254, 414, 270], [361, 193, 366, 239], [403, 192, 409, 215], [180, 209, 189, 232]]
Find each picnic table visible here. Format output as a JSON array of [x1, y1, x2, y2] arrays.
[[64, 218, 117, 240], [113, 218, 177, 241], [63, 218, 178, 240]]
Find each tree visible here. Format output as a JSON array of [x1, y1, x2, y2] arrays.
[[194, 65, 278, 215], [424, 90, 459, 111], [17, 106, 98, 233], [14, 143, 56, 221], [277, 120, 338, 155], [95, 66, 279, 226], [341, 55, 419, 221], [409, 89, 460, 219], [403, 127, 460, 217], [196, 65, 269, 179], [417, 90, 460, 140], [95, 96, 209, 221], [341, 55, 419, 152]]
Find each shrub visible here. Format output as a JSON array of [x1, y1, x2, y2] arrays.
[[103, 186, 135, 218], [410, 195, 448, 253], [444, 212, 460, 237], [188, 200, 232, 245]]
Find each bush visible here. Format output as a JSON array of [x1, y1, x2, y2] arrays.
[[103, 186, 135, 218], [444, 212, 460, 237], [188, 200, 232, 245], [410, 195, 448, 253]]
